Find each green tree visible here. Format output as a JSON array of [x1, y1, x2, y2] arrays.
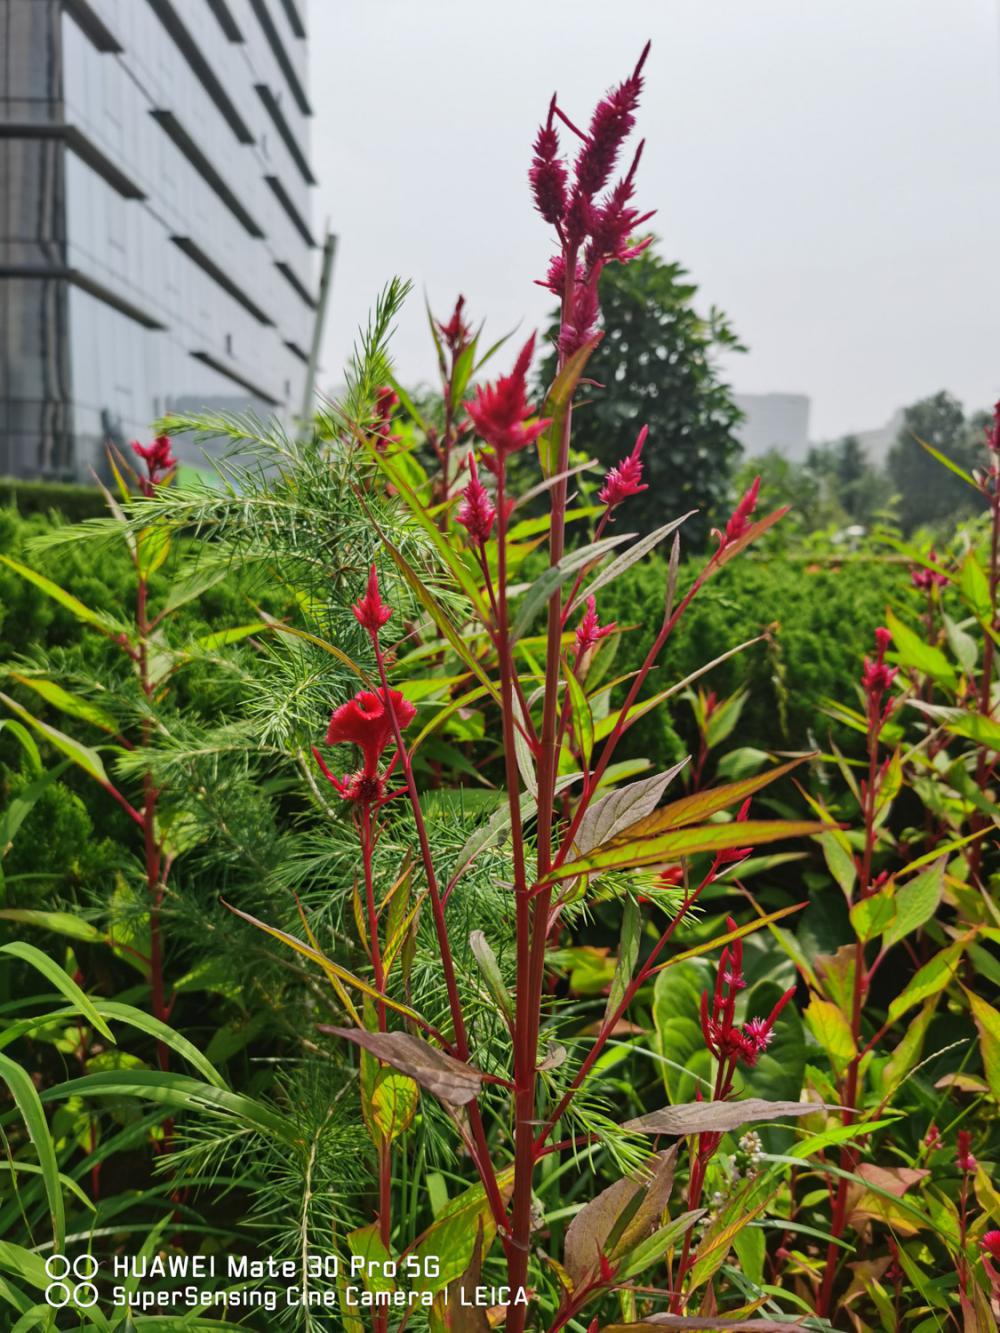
[[540, 245, 745, 544], [886, 391, 980, 533], [804, 435, 889, 526]]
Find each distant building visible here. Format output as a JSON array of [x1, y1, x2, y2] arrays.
[[733, 393, 811, 461], [852, 408, 904, 464], [1, 0, 317, 481]]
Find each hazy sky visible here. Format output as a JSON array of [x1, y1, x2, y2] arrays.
[[307, 1, 1000, 442]]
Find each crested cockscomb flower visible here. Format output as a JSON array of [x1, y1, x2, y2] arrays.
[[529, 95, 568, 226], [957, 1129, 977, 1174], [437, 295, 471, 352], [456, 453, 496, 546], [574, 594, 616, 662], [465, 334, 551, 468], [573, 41, 650, 200], [132, 435, 177, 495], [352, 565, 392, 635], [599, 425, 649, 509], [314, 686, 416, 805]]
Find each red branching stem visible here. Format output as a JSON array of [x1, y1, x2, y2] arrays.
[[369, 637, 509, 1238]]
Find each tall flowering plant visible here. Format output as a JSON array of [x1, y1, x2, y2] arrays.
[[236, 48, 826, 1330]]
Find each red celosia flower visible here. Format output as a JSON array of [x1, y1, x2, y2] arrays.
[[599, 425, 649, 509], [456, 453, 497, 546], [574, 595, 616, 662], [437, 295, 471, 352], [370, 386, 400, 452], [529, 95, 568, 226], [573, 42, 650, 200], [557, 273, 601, 358], [584, 144, 655, 269], [132, 435, 177, 495], [982, 1232, 1000, 1261], [713, 476, 761, 550], [465, 335, 551, 469], [985, 399, 1000, 453], [701, 922, 795, 1070], [316, 686, 416, 805], [910, 550, 948, 591], [861, 626, 897, 708], [352, 565, 392, 635], [957, 1129, 977, 1173], [924, 1123, 941, 1150]]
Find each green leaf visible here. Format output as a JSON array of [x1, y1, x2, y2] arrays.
[[959, 550, 992, 619], [563, 662, 594, 766], [0, 555, 128, 636], [803, 997, 855, 1075], [0, 909, 102, 942], [159, 562, 229, 615], [0, 1053, 64, 1248], [136, 524, 171, 578], [196, 621, 269, 651], [887, 940, 965, 1023], [917, 435, 976, 487], [652, 959, 714, 1103], [966, 989, 1000, 1104], [576, 512, 695, 607], [605, 898, 641, 1022], [0, 942, 114, 1043], [0, 693, 111, 786], [40, 1070, 296, 1144], [610, 756, 810, 843], [885, 608, 957, 689], [943, 613, 977, 674], [548, 818, 826, 881], [883, 857, 944, 949], [7, 674, 118, 733]]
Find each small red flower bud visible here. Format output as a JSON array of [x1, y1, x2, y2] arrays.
[[957, 1129, 977, 1173], [599, 425, 649, 509], [132, 435, 177, 494], [574, 594, 616, 662], [456, 453, 497, 547], [352, 565, 392, 635]]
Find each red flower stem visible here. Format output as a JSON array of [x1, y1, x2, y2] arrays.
[[535, 868, 716, 1151], [818, 697, 881, 1318], [135, 574, 171, 1079], [370, 638, 508, 1237], [360, 807, 387, 1031], [970, 470, 1000, 884]]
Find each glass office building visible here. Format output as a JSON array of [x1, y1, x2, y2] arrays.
[[0, 0, 316, 480]]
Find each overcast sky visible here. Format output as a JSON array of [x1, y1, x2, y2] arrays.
[[307, 1, 1000, 442]]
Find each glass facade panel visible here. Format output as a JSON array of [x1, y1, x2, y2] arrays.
[[1, 0, 316, 480]]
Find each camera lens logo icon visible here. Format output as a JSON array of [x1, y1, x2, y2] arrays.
[[45, 1254, 99, 1308]]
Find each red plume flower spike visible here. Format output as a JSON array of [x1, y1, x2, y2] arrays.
[[465, 334, 551, 471], [574, 594, 616, 662], [573, 41, 650, 200], [352, 565, 392, 635], [529, 95, 568, 226], [957, 1129, 977, 1174], [599, 425, 649, 509], [456, 453, 497, 547]]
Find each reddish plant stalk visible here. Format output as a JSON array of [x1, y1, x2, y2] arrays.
[[969, 457, 1000, 884], [817, 674, 883, 1317], [370, 639, 509, 1238]]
